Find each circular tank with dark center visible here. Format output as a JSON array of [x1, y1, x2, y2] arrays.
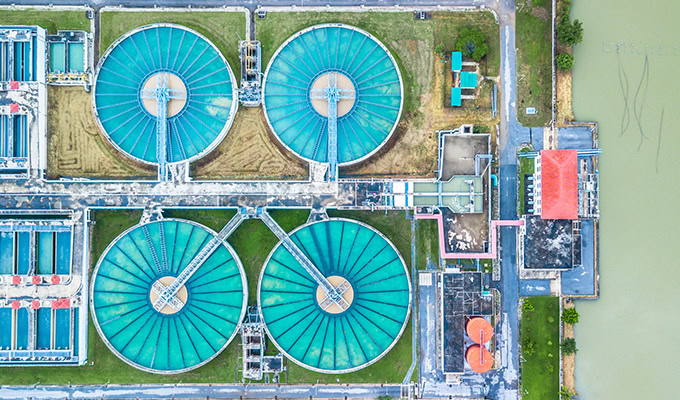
[[91, 219, 247, 374], [258, 218, 411, 373]]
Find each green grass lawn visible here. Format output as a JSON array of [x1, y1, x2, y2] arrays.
[[516, 0, 552, 127], [521, 296, 560, 400], [0, 9, 90, 33], [416, 218, 439, 269], [163, 208, 237, 232], [99, 11, 245, 78], [518, 156, 535, 214], [268, 208, 310, 233]]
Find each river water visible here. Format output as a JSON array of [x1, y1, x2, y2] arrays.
[[571, 1, 680, 399]]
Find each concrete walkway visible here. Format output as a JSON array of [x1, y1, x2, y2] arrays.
[[0, 384, 404, 400]]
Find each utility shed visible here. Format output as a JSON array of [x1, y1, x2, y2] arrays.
[[460, 72, 478, 88], [451, 51, 462, 71], [451, 87, 462, 107]]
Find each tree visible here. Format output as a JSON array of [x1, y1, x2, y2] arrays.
[[434, 43, 446, 56], [556, 53, 574, 71], [560, 386, 578, 400], [455, 28, 489, 62], [522, 299, 535, 313], [556, 17, 584, 45], [562, 307, 580, 324], [561, 338, 578, 355]]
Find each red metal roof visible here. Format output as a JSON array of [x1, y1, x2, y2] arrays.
[[541, 149, 578, 220]]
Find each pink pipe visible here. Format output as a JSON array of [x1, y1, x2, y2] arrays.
[[415, 213, 523, 259]]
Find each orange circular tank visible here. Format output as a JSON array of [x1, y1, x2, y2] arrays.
[[466, 344, 493, 373], [466, 317, 493, 344]]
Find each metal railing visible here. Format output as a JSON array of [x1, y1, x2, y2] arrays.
[[259, 211, 348, 310], [152, 212, 245, 312]]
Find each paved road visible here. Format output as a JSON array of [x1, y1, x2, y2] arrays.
[[0, 384, 403, 399]]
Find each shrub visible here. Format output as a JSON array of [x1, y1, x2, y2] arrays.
[[455, 28, 489, 62], [473, 125, 491, 133], [561, 338, 578, 355], [562, 307, 580, 324], [556, 17, 583, 45], [434, 43, 445, 55], [556, 53, 574, 71], [560, 386, 578, 400], [522, 299, 535, 313], [558, 0, 573, 19]]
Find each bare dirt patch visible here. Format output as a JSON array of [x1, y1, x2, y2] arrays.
[[556, 69, 575, 125], [531, 6, 550, 20], [46, 86, 155, 178], [190, 108, 308, 180]]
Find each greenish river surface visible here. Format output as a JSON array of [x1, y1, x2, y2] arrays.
[[571, 1, 680, 398]]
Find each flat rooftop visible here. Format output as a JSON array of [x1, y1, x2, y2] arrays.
[[439, 133, 490, 180], [523, 215, 575, 269], [441, 272, 493, 374]]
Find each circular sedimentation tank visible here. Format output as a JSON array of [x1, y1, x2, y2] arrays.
[[91, 219, 247, 374], [258, 219, 411, 373], [466, 344, 493, 374], [466, 317, 493, 344], [93, 24, 238, 165], [262, 24, 403, 166]]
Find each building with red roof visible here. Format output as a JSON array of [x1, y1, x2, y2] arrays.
[[535, 149, 578, 220]]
